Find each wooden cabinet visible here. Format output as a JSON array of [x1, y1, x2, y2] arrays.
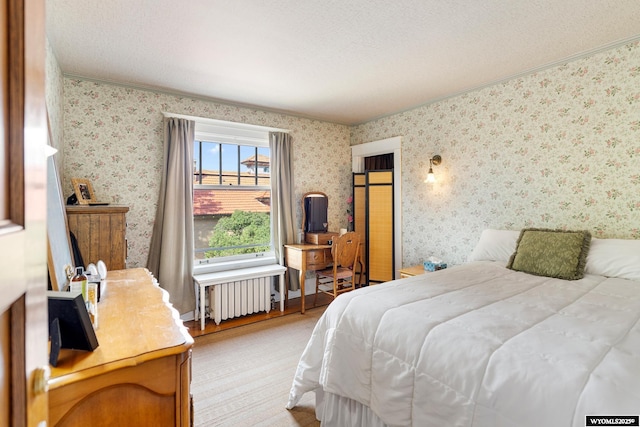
[[399, 265, 427, 278], [66, 205, 129, 270], [48, 268, 193, 427]]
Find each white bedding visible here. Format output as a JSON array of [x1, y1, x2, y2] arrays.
[[286, 262, 640, 426]]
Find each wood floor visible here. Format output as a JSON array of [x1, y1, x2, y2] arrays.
[[184, 293, 334, 338]]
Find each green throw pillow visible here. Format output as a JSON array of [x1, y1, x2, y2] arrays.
[[507, 228, 591, 280]]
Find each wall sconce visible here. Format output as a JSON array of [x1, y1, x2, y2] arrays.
[[424, 155, 442, 183]]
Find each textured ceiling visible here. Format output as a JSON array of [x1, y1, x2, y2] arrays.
[[46, 0, 640, 125]]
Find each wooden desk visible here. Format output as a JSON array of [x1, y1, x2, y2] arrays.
[[284, 243, 333, 314], [48, 268, 193, 427]]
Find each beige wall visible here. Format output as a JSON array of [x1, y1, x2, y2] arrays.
[[351, 40, 640, 266]]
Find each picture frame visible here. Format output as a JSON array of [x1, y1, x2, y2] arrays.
[[71, 178, 97, 204], [47, 291, 99, 366]]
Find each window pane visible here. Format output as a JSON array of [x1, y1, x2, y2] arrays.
[[239, 145, 256, 185], [258, 147, 270, 187], [194, 141, 221, 185], [193, 142, 201, 184], [193, 188, 271, 259], [220, 143, 239, 185], [199, 141, 220, 185]]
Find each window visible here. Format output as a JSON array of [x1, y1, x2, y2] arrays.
[[191, 118, 276, 267]]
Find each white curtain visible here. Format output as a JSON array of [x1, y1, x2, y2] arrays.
[[269, 132, 299, 291], [147, 117, 195, 314]]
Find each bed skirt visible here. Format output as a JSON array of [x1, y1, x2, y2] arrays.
[[316, 390, 389, 427]]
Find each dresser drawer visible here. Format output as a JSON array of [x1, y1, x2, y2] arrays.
[[305, 248, 331, 269]]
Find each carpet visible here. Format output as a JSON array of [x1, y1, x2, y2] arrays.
[[191, 307, 325, 426]]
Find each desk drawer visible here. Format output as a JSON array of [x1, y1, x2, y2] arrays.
[[306, 249, 331, 269]]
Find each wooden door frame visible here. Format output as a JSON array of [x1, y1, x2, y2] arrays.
[[351, 137, 402, 279], [1, 0, 49, 425]]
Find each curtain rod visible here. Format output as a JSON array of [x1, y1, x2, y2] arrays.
[[162, 112, 289, 133]]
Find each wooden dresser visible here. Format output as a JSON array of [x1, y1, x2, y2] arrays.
[[48, 268, 193, 427], [66, 205, 129, 270]]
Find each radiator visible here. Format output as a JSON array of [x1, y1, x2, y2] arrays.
[[208, 277, 272, 325]]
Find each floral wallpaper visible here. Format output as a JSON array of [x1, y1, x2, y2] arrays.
[[48, 39, 640, 275], [56, 79, 351, 268], [45, 38, 64, 159], [352, 41, 640, 267]]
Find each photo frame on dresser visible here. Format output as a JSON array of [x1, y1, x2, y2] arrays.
[[47, 291, 99, 366], [71, 178, 97, 204]]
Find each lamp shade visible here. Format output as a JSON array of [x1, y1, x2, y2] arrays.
[[425, 167, 436, 183]]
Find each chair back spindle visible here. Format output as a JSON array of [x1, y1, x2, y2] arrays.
[[315, 232, 361, 304]]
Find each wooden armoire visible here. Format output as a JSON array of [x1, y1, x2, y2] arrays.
[[353, 170, 395, 285]]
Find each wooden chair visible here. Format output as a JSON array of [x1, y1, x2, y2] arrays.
[[315, 232, 361, 304]]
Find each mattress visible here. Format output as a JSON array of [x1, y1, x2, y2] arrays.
[[286, 261, 640, 426]]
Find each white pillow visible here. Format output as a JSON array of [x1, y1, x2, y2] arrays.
[[585, 238, 640, 281], [468, 229, 521, 264]]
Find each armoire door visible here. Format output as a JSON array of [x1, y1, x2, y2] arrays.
[[0, 0, 49, 425], [353, 170, 394, 286]]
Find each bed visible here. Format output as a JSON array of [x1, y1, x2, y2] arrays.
[[286, 229, 640, 426]]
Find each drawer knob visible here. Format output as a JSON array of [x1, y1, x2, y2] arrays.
[[33, 365, 50, 395]]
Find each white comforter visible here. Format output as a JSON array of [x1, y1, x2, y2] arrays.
[[287, 262, 640, 426]]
